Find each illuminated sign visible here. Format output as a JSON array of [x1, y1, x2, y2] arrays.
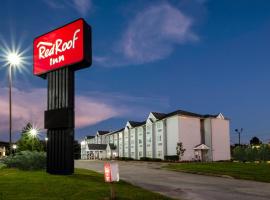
[[33, 18, 91, 76], [104, 162, 119, 182]]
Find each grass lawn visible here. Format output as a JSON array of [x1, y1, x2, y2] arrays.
[[0, 168, 172, 200], [164, 162, 270, 183]]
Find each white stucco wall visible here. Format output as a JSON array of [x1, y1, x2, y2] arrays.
[[130, 129, 136, 159], [166, 116, 179, 156], [179, 116, 201, 161], [204, 118, 213, 160], [137, 126, 144, 159], [155, 121, 164, 159], [118, 132, 123, 157], [146, 123, 153, 157], [211, 118, 231, 161]]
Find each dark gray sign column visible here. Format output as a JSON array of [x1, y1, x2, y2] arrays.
[[45, 68, 74, 174]]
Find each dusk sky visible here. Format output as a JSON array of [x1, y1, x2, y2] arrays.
[[0, 0, 270, 144]]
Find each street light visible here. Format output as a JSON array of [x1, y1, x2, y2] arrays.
[[29, 128, 38, 137], [29, 128, 39, 151], [45, 137, 48, 152], [6, 52, 21, 154], [235, 128, 243, 146], [12, 144, 17, 155]]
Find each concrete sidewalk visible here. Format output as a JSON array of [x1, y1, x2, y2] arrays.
[[75, 160, 270, 200]]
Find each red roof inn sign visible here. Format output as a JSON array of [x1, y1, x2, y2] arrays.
[[33, 19, 92, 175], [33, 18, 91, 76]]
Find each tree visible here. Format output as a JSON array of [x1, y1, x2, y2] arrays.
[[258, 144, 270, 162], [17, 123, 44, 152], [232, 146, 246, 162], [176, 142, 186, 160], [250, 137, 262, 145]]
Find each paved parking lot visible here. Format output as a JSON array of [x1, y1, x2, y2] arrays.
[[75, 160, 270, 200]]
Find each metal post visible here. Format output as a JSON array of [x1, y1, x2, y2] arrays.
[[238, 132, 240, 146], [8, 64, 12, 154]]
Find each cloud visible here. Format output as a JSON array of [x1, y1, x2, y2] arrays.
[[95, 3, 198, 67], [0, 87, 169, 139], [43, 0, 92, 16], [0, 87, 123, 137], [72, 0, 92, 17]]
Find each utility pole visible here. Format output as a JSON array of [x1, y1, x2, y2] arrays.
[[234, 128, 243, 146]]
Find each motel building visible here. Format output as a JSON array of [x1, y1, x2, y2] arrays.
[[81, 109, 231, 161]]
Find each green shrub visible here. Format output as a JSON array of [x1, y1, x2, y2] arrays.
[[258, 144, 270, 161], [117, 157, 134, 161], [232, 145, 270, 162], [232, 146, 247, 162], [140, 157, 162, 162], [140, 157, 151, 161], [3, 151, 46, 170], [164, 155, 179, 161], [0, 163, 7, 169]]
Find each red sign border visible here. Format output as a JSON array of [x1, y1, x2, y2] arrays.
[[33, 18, 92, 77]]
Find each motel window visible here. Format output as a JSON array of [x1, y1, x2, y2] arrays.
[[157, 151, 162, 157], [131, 152, 135, 156], [156, 122, 162, 129], [147, 138, 151, 143], [147, 151, 152, 157], [139, 139, 142, 144], [158, 143, 162, 146], [147, 144, 151, 147], [139, 145, 143, 148], [158, 135, 162, 142], [139, 152, 142, 157]]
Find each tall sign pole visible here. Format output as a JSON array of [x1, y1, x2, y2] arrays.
[[33, 19, 92, 174]]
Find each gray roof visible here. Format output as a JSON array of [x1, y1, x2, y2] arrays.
[[152, 110, 219, 120], [86, 136, 95, 139], [109, 128, 124, 134], [151, 112, 167, 120], [88, 143, 116, 150], [97, 131, 110, 135], [83, 109, 222, 140], [129, 121, 145, 127], [88, 144, 107, 150]]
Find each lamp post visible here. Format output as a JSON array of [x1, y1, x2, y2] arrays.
[[29, 128, 38, 151], [45, 137, 48, 152], [7, 53, 21, 154], [12, 144, 17, 155], [235, 128, 243, 146]]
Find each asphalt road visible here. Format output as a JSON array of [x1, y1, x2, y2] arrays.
[[75, 160, 270, 200]]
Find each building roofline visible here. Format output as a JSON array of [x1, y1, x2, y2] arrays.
[[81, 109, 227, 139]]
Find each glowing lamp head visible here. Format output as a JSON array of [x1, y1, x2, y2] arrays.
[[45, 137, 48, 141], [7, 53, 21, 66], [81, 141, 86, 145], [29, 128, 38, 137], [12, 144, 17, 149]]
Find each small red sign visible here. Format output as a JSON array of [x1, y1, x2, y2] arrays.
[[33, 18, 91, 76], [104, 163, 112, 182]]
